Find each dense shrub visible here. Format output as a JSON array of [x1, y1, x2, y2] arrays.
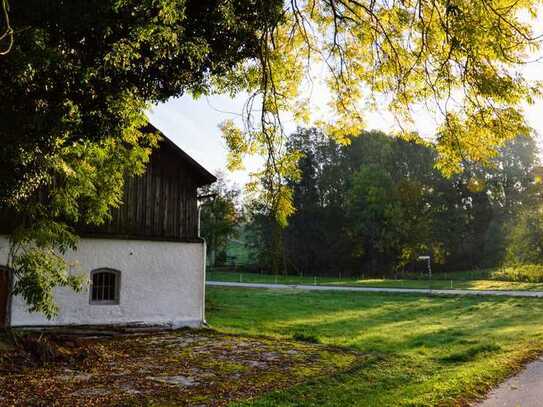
[[492, 264, 543, 283], [505, 207, 543, 265]]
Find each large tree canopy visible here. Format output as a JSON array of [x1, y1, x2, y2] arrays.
[[0, 0, 282, 203], [245, 128, 540, 276], [220, 0, 543, 223], [2, 0, 542, 219], [0, 0, 282, 316]]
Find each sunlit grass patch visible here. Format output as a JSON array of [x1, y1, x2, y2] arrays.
[[208, 287, 543, 406]]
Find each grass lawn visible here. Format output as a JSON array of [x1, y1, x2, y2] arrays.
[[207, 286, 543, 406], [207, 271, 543, 291]]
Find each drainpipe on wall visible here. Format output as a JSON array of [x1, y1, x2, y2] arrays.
[[201, 238, 208, 326], [197, 204, 202, 237], [196, 193, 216, 327], [196, 203, 207, 325]]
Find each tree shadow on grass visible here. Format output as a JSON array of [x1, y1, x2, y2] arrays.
[[212, 289, 543, 360], [209, 288, 543, 407]]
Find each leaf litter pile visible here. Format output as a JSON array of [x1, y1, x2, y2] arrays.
[[0, 329, 361, 406]]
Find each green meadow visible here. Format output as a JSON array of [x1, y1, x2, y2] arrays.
[[207, 286, 543, 406]]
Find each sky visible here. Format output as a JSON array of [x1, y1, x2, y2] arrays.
[[147, 57, 543, 189]]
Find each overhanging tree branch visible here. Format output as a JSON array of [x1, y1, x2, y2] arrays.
[[0, 0, 13, 55]]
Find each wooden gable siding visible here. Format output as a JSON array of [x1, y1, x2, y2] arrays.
[[0, 134, 214, 242], [79, 141, 201, 241]]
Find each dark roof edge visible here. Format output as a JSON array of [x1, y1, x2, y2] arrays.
[[144, 122, 217, 186]]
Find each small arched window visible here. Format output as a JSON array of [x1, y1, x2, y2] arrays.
[[90, 269, 121, 305]]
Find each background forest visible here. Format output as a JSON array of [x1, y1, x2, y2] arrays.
[[202, 129, 543, 278]]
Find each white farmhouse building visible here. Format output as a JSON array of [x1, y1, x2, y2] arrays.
[[0, 126, 216, 329]]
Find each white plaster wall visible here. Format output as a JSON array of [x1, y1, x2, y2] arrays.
[[0, 236, 205, 328]]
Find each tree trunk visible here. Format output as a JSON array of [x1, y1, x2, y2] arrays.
[[271, 220, 285, 275]]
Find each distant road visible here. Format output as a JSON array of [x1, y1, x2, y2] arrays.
[[206, 281, 543, 298]]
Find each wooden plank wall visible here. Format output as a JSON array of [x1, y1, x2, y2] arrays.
[[0, 141, 206, 242], [80, 143, 200, 241]]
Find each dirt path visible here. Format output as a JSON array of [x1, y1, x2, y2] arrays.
[[206, 281, 543, 298], [0, 330, 360, 406], [476, 358, 543, 407]]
